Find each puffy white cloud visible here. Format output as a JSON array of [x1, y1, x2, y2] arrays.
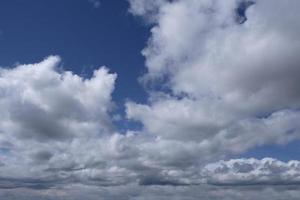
[[0, 55, 116, 141], [1, 0, 300, 198], [0, 56, 123, 188], [128, 0, 169, 22], [0, 57, 204, 189], [127, 0, 300, 159], [203, 158, 300, 186]]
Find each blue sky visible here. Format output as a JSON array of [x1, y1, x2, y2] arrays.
[[0, 0, 148, 103], [0, 0, 300, 199], [0, 0, 151, 133]]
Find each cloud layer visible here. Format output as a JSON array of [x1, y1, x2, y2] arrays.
[[2, 56, 299, 193], [1, 0, 300, 199], [203, 158, 300, 186], [2, 184, 300, 200]]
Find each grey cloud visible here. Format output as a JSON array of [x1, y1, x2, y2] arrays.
[[31, 150, 53, 163], [2, 184, 300, 200]]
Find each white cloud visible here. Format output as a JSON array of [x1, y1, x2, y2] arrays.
[[0, 57, 204, 188], [203, 158, 300, 186], [0, 56, 116, 141], [127, 0, 300, 159], [1, 0, 300, 198], [0, 56, 122, 187], [128, 0, 169, 22], [127, 98, 300, 156]]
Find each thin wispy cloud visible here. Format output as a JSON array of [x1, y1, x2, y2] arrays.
[[88, 0, 101, 8]]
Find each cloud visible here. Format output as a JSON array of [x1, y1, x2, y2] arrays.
[[1, 0, 300, 198], [128, 0, 169, 22], [0, 56, 203, 188], [126, 0, 300, 159], [127, 99, 300, 156], [0, 56, 123, 188], [203, 158, 300, 186], [0, 56, 116, 141], [2, 183, 300, 200], [88, 0, 101, 8]]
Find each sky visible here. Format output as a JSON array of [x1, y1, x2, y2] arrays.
[[0, 0, 300, 199]]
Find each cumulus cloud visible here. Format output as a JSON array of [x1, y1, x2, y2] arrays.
[[1, 0, 300, 198], [1, 55, 296, 196], [0, 56, 116, 140], [203, 158, 300, 186], [0, 57, 203, 189], [0, 54, 191, 190], [126, 0, 300, 159], [0, 56, 123, 188]]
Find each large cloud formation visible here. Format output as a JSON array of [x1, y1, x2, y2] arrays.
[[0, 56, 122, 188], [127, 0, 300, 158], [1, 0, 300, 199], [2, 183, 300, 200]]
